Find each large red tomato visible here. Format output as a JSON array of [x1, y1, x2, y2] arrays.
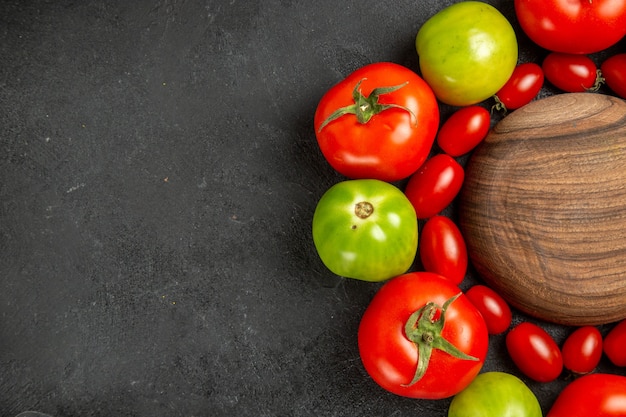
[[514, 0, 626, 54], [314, 62, 439, 182], [548, 373, 626, 417], [358, 272, 488, 399]]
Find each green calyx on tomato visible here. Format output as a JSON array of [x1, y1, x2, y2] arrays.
[[317, 80, 416, 131], [403, 293, 478, 386]]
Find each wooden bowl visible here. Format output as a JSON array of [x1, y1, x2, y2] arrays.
[[459, 93, 626, 326]]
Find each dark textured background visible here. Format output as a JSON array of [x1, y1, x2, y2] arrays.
[[1, 1, 625, 416]]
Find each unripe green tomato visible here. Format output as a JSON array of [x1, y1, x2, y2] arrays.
[[416, 1, 518, 106], [312, 179, 418, 282]]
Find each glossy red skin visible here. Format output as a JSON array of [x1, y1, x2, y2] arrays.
[[602, 53, 626, 100], [358, 272, 488, 399], [561, 326, 602, 374], [314, 62, 439, 182], [515, 0, 626, 54], [404, 154, 464, 219], [419, 216, 468, 285], [465, 285, 512, 335], [547, 373, 626, 417], [603, 318, 626, 366], [495, 63, 544, 110], [543, 53, 599, 93], [506, 322, 563, 382], [437, 106, 491, 157]]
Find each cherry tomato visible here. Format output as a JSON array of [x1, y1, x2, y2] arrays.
[[436, 106, 491, 157], [314, 62, 439, 182], [542, 52, 601, 93], [601, 53, 626, 100], [515, 0, 626, 54], [312, 179, 418, 282], [494, 63, 544, 112], [465, 285, 512, 335], [547, 373, 626, 417], [404, 154, 464, 219], [419, 216, 468, 285], [506, 322, 563, 382], [561, 326, 602, 374], [358, 272, 488, 399], [603, 318, 626, 366]]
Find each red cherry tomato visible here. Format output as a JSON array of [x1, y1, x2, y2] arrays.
[[404, 154, 464, 219], [506, 322, 563, 382], [561, 326, 602, 374], [601, 53, 626, 100], [547, 373, 626, 417], [542, 52, 601, 93], [436, 106, 491, 157], [419, 216, 468, 285], [603, 318, 626, 366], [514, 0, 626, 54], [314, 62, 440, 181], [494, 63, 544, 112], [465, 285, 512, 335]]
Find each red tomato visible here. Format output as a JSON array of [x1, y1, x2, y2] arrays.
[[601, 53, 626, 100], [561, 326, 602, 374], [542, 52, 601, 93], [358, 272, 488, 399], [514, 0, 626, 54], [547, 373, 626, 417], [404, 154, 464, 219], [494, 63, 544, 112], [419, 216, 468, 285], [436, 106, 491, 157], [465, 285, 512, 335], [506, 322, 563, 382], [603, 318, 626, 366], [314, 62, 439, 181]]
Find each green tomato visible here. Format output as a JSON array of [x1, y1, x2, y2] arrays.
[[312, 179, 417, 282], [416, 1, 518, 106], [448, 372, 542, 417]]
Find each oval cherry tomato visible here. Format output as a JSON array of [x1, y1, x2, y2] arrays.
[[515, 0, 626, 54], [404, 154, 464, 219], [542, 52, 601, 93], [314, 62, 440, 182], [506, 322, 563, 382], [601, 53, 626, 100], [561, 326, 602, 374], [603, 318, 626, 366], [436, 106, 491, 157], [547, 373, 626, 417], [494, 63, 544, 112], [465, 285, 512, 335], [358, 272, 488, 399], [419, 216, 468, 285]]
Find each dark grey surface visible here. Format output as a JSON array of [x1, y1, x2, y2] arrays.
[[1, 1, 625, 416]]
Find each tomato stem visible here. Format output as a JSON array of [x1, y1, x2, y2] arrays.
[[354, 201, 374, 219], [402, 293, 478, 387], [586, 69, 605, 92], [317, 79, 417, 132]]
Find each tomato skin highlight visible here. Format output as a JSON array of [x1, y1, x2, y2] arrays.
[[515, 0, 626, 54], [404, 154, 465, 219], [561, 326, 602, 374], [542, 52, 600, 93], [547, 373, 626, 417], [603, 318, 626, 366], [601, 53, 626, 100], [465, 285, 512, 335], [494, 62, 544, 111], [314, 62, 439, 181], [437, 106, 491, 157], [358, 272, 488, 399], [506, 322, 563, 382], [419, 216, 467, 285]]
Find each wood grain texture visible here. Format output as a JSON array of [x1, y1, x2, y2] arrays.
[[459, 93, 626, 326]]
